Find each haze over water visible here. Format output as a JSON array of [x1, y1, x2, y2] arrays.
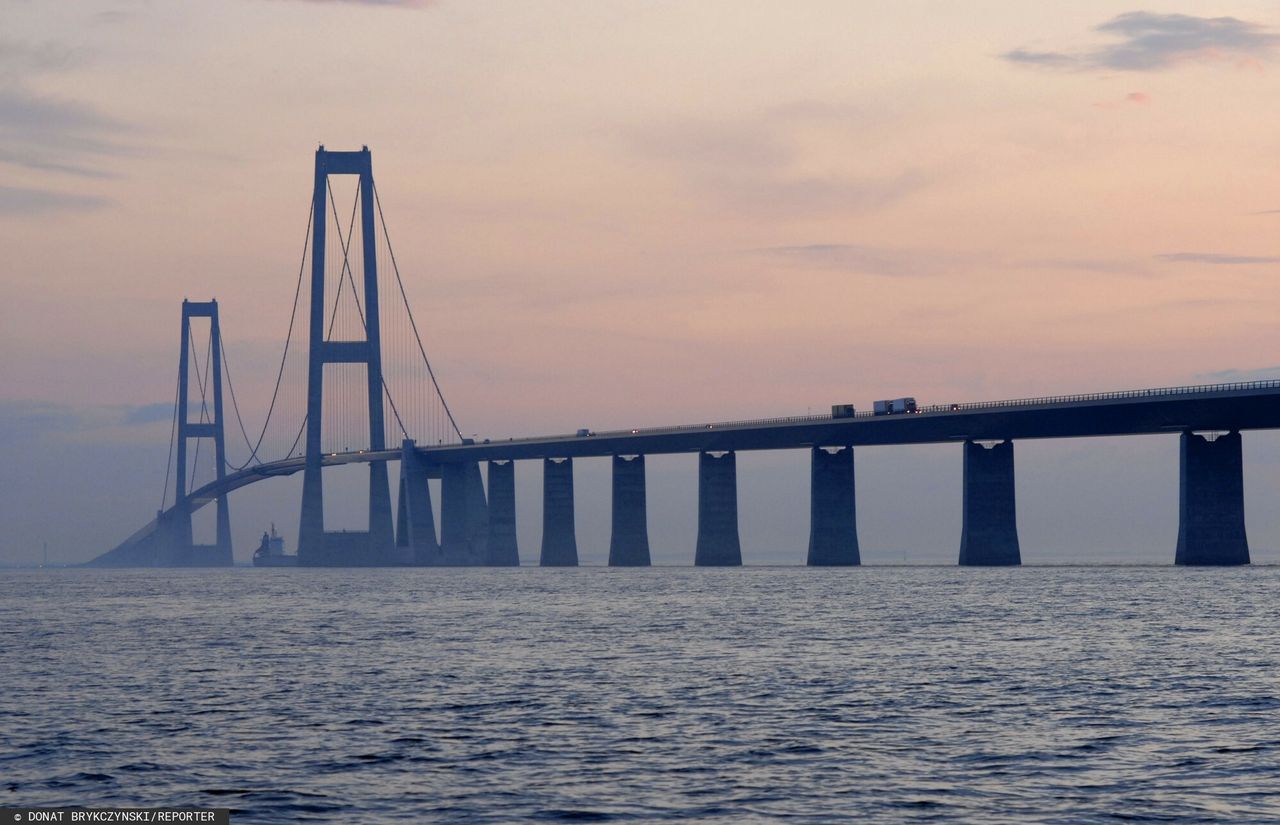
[[3, 565, 1278, 823]]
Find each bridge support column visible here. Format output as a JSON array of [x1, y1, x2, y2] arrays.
[[609, 455, 650, 566], [396, 440, 439, 565], [441, 461, 489, 565], [169, 299, 232, 567], [1176, 431, 1249, 566], [540, 458, 578, 566], [696, 451, 742, 566], [486, 460, 520, 566], [808, 446, 860, 566], [297, 147, 398, 567], [958, 439, 1021, 566]]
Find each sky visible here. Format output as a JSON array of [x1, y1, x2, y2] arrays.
[[3, 0, 1280, 565]]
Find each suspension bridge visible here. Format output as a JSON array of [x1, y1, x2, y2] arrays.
[[90, 146, 1280, 568]]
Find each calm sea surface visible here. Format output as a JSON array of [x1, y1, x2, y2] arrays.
[[2, 566, 1278, 823]]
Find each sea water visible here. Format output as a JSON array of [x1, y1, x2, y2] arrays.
[[2, 566, 1278, 823]]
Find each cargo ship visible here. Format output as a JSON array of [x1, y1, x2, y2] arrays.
[[252, 524, 297, 567]]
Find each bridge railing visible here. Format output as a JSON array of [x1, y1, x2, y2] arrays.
[[488, 378, 1280, 445]]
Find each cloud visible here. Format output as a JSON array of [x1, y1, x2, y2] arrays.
[[750, 248, 1157, 280], [274, 0, 435, 6], [706, 170, 930, 217], [1093, 90, 1151, 108], [123, 403, 175, 426], [622, 107, 929, 217], [0, 184, 107, 214], [1023, 257, 1151, 276], [0, 41, 139, 187], [0, 89, 135, 179], [748, 244, 932, 277], [0, 400, 174, 452], [1003, 49, 1078, 69], [0, 39, 83, 81], [1195, 366, 1280, 383], [1003, 12, 1280, 72], [1156, 252, 1280, 265], [0, 401, 87, 447]]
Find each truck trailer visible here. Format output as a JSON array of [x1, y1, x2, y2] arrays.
[[873, 397, 917, 415]]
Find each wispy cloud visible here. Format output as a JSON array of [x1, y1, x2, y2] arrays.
[[1004, 12, 1279, 72], [274, 0, 435, 6], [122, 403, 174, 426], [0, 400, 173, 452], [0, 38, 141, 198], [0, 184, 107, 214], [1156, 252, 1280, 265], [0, 38, 84, 79], [1094, 91, 1151, 108], [748, 244, 932, 277], [0, 89, 135, 179], [1023, 257, 1151, 276], [749, 247, 1157, 279], [1195, 366, 1280, 383], [623, 104, 929, 217]]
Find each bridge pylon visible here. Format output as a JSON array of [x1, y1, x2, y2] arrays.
[[167, 299, 233, 566], [297, 146, 401, 566]]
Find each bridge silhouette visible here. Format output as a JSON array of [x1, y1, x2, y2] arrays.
[[90, 147, 1280, 568]]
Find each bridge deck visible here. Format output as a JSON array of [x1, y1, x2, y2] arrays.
[[115, 380, 1280, 545], [419, 380, 1280, 462]]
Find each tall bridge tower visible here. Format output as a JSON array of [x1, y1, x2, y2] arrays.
[[297, 146, 400, 565]]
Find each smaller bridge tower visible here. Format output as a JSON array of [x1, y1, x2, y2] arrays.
[[167, 299, 233, 565]]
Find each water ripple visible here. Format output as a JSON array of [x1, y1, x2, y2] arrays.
[[1, 566, 1279, 823]]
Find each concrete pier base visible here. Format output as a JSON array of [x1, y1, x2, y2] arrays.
[[807, 446, 860, 566], [541, 458, 578, 566], [396, 440, 439, 565], [440, 461, 489, 565], [298, 463, 399, 566], [958, 439, 1021, 566], [696, 451, 742, 566], [486, 460, 520, 566], [1176, 431, 1249, 566], [609, 455, 651, 566]]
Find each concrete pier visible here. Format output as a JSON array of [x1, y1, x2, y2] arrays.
[[695, 451, 742, 566], [609, 455, 651, 566], [807, 446, 860, 566], [440, 461, 489, 565], [396, 440, 439, 565], [486, 460, 520, 566], [1176, 431, 1249, 565], [958, 439, 1021, 566], [541, 458, 578, 566]]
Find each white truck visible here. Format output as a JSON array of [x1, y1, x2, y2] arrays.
[[873, 397, 917, 415]]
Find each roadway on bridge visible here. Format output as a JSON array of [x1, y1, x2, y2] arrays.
[[419, 382, 1280, 463], [107, 380, 1280, 553]]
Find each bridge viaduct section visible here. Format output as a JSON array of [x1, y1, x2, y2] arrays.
[[402, 385, 1279, 568], [93, 383, 1277, 568]]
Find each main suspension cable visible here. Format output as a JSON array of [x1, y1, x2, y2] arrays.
[[159, 354, 181, 512], [325, 180, 409, 442], [220, 204, 315, 472], [373, 182, 463, 440]]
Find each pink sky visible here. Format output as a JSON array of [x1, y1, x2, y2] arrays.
[[2, 1, 1279, 563]]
